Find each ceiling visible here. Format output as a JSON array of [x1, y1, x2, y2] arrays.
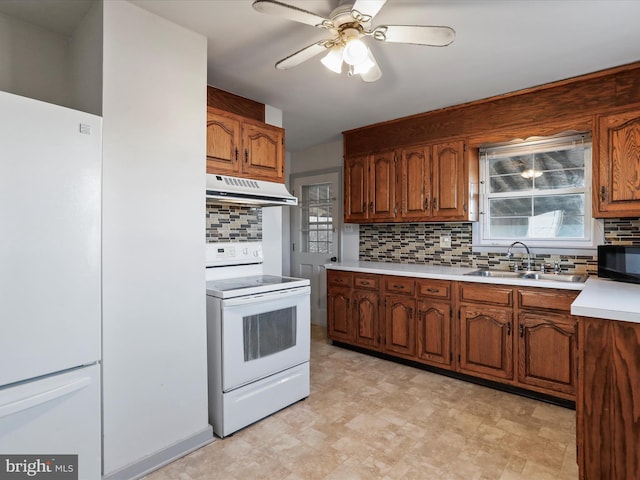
[[2, 0, 640, 152]]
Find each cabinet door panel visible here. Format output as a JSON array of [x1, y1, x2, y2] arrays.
[[370, 150, 396, 220], [327, 287, 352, 342], [344, 154, 369, 221], [417, 300, 452, 367], [242, 122, 283, 181], [518, 312, 576, 395], [384, 296, 415, 357], [400, 145, 430, 219], [353, 290, 379, 348], [433, 140, 465, 219], [596, 109, 640, 217], [206, 109, 241, 174], [460, 306, 513, 379]]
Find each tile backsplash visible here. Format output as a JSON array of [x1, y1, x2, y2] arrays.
[[206, 202, 261, 242], [359, 218, 640, 274]]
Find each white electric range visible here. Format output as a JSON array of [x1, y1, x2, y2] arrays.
[[205, 242, 310, 437]]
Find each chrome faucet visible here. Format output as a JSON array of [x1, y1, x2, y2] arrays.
[[506, 241, 533, 271]]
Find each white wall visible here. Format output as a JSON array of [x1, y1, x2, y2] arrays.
[[101, 1, 212, 478], [0, 12, 69, 106], [262, 104, 285, 275], [68, 1, 102, 115]]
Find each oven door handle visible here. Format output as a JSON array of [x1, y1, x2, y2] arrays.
[[222, 286, 310, 307]]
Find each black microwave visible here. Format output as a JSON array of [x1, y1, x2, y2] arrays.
[[598, 245, 640, 284]]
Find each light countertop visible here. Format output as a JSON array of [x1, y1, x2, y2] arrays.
[[325, 261, 585, 290], [571, 277, 640, 324], [326, 261, 640, 324]]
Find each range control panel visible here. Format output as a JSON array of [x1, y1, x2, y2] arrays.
[[205, 242, 263, 267]]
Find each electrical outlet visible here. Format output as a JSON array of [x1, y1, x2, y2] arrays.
[[440, 235, 452, 248]]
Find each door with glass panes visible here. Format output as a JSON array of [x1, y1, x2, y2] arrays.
[[291, 171, 341, 326]]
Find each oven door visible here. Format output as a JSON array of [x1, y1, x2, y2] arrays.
[[220, 286, 310, 392]]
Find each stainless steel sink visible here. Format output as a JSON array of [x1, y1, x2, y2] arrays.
[[464, 270, 523, 278], [464, 269, 588, 283]]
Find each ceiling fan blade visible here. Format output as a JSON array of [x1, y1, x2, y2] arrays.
[[275, 41, 328, 70], [252, 0, 332, 28], [352, 0, 387, 23], [372, 25, 455, 46], [359, 49, 382, 83]]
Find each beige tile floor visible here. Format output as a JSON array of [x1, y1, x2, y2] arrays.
[[143, 325, 578, 480]]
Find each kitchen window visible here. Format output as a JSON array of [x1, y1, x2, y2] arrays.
[[474, 133, 602, 251]]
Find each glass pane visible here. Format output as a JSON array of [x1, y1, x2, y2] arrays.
[[534, 148, 584, 171], [533, 169, 585, 190], [490, 197, 533, 218], [301, 182, 334, 253], [490, 174, 532, 193], [489, 217, 529, 238], [243, 307, 296, 361], [489, 155, 533, 176]]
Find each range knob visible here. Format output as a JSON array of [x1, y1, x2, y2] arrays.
[[253, 250, 260, 257], [243, 248, 249, 255]]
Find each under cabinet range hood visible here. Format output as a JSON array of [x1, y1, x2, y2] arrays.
[[206, 173, 298, 206]]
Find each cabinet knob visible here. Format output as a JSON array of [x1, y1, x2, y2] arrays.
[[426, 288, 439, 293], [245, 149, 248, 163], [433, 197, 437, 209], [235, 147, 238, 160], [601, 185, 606, 202], [519, 323, 524, 338]]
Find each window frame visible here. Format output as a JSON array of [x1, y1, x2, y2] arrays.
[[472, 133, 603, 253]]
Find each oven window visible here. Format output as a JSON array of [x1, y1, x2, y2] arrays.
[[243, 307, 297, 361]]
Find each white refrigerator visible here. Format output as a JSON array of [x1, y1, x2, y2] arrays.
[[0, 91, 102, 479]]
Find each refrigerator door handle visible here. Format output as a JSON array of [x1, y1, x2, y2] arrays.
[[0, 376, 91, 420]]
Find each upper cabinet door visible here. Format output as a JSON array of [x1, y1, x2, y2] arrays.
[[206, 108, 241, 174], [399, 145, 431, 219], [344, 154, 369, 222], [369, 150, 396, 220], [596, 108, 640, 217], [242, 121, 284, 182], [432, 140, 466, 219]]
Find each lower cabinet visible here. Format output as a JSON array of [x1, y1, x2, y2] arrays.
[[353, 289, 380, 349], [459, 305, 514, 380], [327, 285, 352, 342], [327, 270, 578, 402], [577, 316, 640, 480], [384, 295, 416, 357], [517, 311, 577, 396]]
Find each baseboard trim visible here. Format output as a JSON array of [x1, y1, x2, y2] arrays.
[[102, 425, 214, 480]]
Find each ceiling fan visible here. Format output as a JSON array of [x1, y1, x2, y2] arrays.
[[252, 0, 455, 82]]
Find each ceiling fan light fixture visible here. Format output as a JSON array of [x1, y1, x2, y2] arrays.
[[342, 37, 368, 66], [320, 46, 344, 74], [353, 47, 375, 75]]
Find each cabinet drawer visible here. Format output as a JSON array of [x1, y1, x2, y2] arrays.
[[518, 288, 578, 312], [416, 279, 451, 300], [384, 276, 415, 295], [327, 270, 352, 288], [354, 274, 379, 290], [460, 282, 513, 306]]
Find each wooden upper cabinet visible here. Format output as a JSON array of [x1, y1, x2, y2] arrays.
[[345, 139, 477, 224], [433, 140, 466, 219], [369, 150, 396, 220], [344, 154, 369, 222], [344, 151, 396, 222], [399, 145, 431, 219], [206, 106, 284, 183], [206, 108, 241, 174], [242, 120, 284, 182], [595, 108, 640, 217]]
